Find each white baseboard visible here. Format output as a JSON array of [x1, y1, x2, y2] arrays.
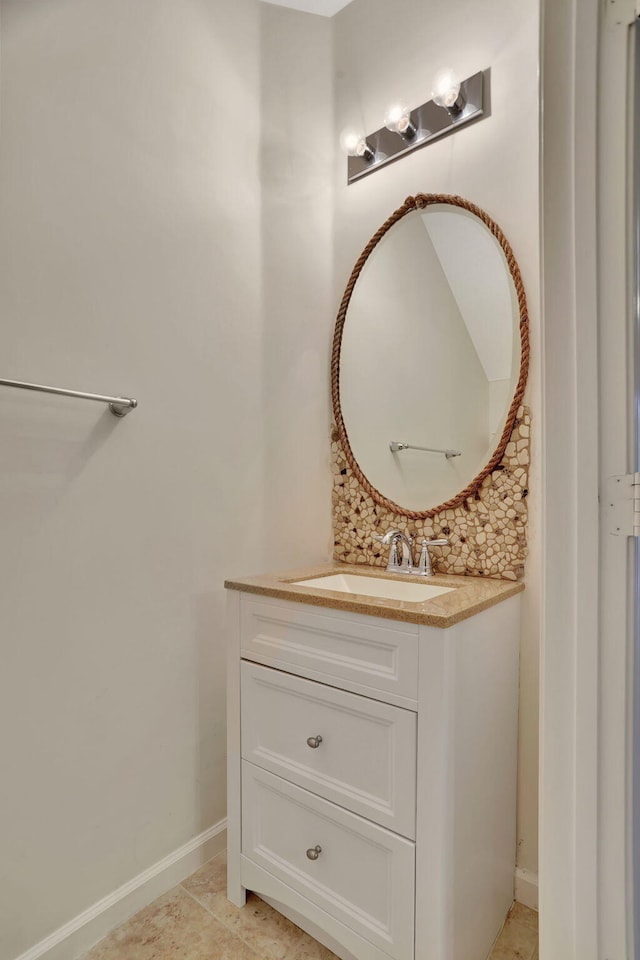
[[514, 866, 539, 911], [13, 819, 227, 960]]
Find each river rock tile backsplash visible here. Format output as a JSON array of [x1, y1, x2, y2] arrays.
[[331, 406, 530, 581]]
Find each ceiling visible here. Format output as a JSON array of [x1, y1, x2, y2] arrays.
[[258, 0, 354, 16]]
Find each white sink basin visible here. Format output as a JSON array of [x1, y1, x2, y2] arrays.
[[291, 573, 455, 603]]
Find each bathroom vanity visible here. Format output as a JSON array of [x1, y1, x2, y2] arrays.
[[225, 564, 523, 960], [225, 192, 530, 960]]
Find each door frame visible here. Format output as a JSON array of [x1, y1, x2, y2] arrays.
[[540, 0, 636, 956]]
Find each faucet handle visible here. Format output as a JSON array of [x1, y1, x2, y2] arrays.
[[416, 537, 449, 576]]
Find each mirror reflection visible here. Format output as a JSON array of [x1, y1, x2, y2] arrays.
[[338, 202, 522, 512]]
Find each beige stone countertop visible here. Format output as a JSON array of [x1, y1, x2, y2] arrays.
[[224, 562, 524, 628]]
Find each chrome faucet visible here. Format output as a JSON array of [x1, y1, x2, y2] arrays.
[[374, 530, 449, 576], [374, 529, 415, 574]]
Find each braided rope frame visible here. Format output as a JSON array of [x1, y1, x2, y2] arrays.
[[330, 193, 530, 520]]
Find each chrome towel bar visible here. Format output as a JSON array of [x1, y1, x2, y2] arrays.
[[0, 378, 137, 417], [389, 440, 461, 459]]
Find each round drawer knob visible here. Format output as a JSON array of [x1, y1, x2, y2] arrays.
[[306, 735, 323, 749], [306, 845, 322, 861]]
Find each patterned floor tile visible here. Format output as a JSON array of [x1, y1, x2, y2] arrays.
[[82, 885, 260, 960], [83, 850, 538, 960], [507, 902, 539, 932], [488, 915, 538, 960]]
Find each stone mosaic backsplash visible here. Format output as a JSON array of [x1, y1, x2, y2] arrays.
[[331, 405, 530, 581]]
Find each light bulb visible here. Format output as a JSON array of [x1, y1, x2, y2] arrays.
[[339, 127, 375, 163], [431, 68, 465, 115], [384, 102, 416, 140]]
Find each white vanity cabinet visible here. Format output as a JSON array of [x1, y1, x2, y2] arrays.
[[226, 585, 521, 960]]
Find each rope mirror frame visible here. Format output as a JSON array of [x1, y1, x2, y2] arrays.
[[330, 193, 531, 520]]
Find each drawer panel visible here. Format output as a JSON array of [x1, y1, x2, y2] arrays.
[[242, 763, 415, 960], [241, 662, 417, 838], [240, 596, 419, 708]]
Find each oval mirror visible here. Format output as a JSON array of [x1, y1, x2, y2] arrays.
[[331, 194, 529, 518]]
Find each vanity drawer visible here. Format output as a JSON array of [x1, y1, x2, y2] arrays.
[[241, 662, 417, 838], [240, 595, 419, 708], [241, 762, 415, 960]]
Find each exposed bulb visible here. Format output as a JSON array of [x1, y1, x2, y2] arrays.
[[339, 128, 363, 155], [431, 68, 465, 114], [339, 127, 375, 162], [384, 102, 416, 139]]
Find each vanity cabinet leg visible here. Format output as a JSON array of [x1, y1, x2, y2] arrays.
[[226, 590, 247, 907], [226, 802, 246, 907]]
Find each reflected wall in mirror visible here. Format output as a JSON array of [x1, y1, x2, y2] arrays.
[[331, 194, 529, 518]]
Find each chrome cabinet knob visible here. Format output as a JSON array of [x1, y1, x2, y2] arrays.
[[306, 735, 323, 749], [306, 845, 322, 861]]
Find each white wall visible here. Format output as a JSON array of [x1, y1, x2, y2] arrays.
[[259, 3, 334, 567], [333, 0, 541, 883], [0, 1, 331, 957]]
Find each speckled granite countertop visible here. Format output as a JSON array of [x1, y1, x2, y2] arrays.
[[224, 562, 524, 628]]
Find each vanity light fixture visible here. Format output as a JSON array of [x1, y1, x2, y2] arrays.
[[384, 102, 417, 141], [431, 67, 466, 117], [339, 127, 375, 164], [341, 69, 487, 184]]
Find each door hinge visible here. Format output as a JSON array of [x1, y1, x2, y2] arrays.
[[604, 0, 639, 27], [606, 473, 640, 535]]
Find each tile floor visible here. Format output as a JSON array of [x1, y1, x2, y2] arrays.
[[82, 850, 538, 960]]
